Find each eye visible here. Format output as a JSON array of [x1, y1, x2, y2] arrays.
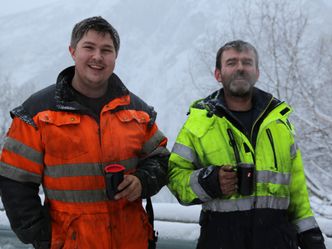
[[226, 61, 236, 66], [243, 60, 253, 66], [101, 48, 114, 54], [83, 46, 94, 51]]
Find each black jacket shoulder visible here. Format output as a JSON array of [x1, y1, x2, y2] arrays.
[[10, 84, 57, 128]]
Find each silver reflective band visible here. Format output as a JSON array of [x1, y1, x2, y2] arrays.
[[290, 142, 298, 158], [190, 169, 213, 202], [294, 216, 319, 233], [45, 158, 139, 178], [203, 196, 290, 212], [172, 143, 200, 166], [141, 130, 165, 155], [3, 137, 43, 165], [45, 163, 103, 178], [45, 188, 107, 202], [256, 170, 291, 185], [0, 161, 41, 184], [104, 158, 139, 171]]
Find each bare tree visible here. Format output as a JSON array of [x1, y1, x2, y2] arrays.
[[189, 0, 332, 210], [0, 75, 17, 149]]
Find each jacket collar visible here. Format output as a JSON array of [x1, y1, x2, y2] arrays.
[[54, 66, 129, 111], [195, 87, 278, 117]]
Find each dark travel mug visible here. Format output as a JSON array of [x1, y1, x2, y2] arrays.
[[104, 164, 125, 200], [237, 163, 255, 196]]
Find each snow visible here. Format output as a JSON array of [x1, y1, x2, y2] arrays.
[[1, 0, 332, 248], [0, 200, 332, 247]]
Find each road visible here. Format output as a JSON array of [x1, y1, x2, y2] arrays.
[[0, 226, 196, 249]]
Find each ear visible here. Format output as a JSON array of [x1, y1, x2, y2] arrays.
[[255, 68, 260, 81], [69, 46, 76, 60], [214, 68, 222, 82]]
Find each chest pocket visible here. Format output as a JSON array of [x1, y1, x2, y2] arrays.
[[259, 120, 293, 172], [39, 113, 88, 160]]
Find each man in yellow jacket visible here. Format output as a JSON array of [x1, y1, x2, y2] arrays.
[[168, 40, 326, 249]]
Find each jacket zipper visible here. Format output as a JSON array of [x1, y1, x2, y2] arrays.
[[227, 129, 241, 164], [266, 128, 278, 170]]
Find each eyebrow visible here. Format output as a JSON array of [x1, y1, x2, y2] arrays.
[[82, 41, 114, 49], [225, 57, 254, 63]]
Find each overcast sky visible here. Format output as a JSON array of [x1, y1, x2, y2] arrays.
[[0, 0, 58, 16]]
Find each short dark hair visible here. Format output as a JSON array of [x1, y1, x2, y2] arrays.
[[215, 40, 259, 69], [70, 16, 120, 54]]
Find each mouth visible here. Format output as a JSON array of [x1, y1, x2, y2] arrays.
[[88, 64, 105, 70]]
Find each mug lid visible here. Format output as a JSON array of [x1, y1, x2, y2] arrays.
[[104, 164, 125, 173]]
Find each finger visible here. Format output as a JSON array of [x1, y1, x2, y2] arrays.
[[222, 166, 235, 172], [117, 175, 132, 191]]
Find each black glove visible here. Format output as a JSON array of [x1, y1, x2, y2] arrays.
[[33, 240, 51, 249], [298, 227, 326, 249], [198, 166, 223, 198]]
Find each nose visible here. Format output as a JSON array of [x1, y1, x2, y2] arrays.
[[92, 49, 103, 60], [237, 62, 244, 71]]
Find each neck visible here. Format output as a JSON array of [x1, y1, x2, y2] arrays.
[[71, 76, 108, 98], [224, 93, 252, 111]]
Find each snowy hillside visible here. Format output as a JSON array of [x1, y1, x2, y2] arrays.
[[0, 0, 332, 247], [0, 0, 331, 144]]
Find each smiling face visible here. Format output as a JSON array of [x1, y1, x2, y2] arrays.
[[215, 48, 259, 97], [69, 29, 117, 98]]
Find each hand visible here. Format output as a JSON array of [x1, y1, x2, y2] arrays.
[[114, 175, 142, 202], [218, 166, 237, 195]]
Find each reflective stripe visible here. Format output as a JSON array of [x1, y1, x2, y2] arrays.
[[142, 130, 165, 155], [293, 216, 319, 233], [290, 142, 298, 158], [0, 161, 41, 184], [45, 158, 139, 178], [190, 169, 213, 202], [172, 143, 201, 167], [45, 163, 102, 178], [3, 137, 43, 165], [203, 196, 290, 212], [45, 188, 107, 202], [105, 158, 138, 171], [256, 170, 291, 185]]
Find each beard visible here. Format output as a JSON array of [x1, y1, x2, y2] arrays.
[[224, 71, 257, 97]]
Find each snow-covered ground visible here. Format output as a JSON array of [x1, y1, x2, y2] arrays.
[[2, 201, 331, 248]]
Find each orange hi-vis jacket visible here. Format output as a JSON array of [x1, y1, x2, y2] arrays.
[[0, 67, 169, 249]]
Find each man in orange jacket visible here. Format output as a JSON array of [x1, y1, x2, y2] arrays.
[[0, 16, 169, 249]]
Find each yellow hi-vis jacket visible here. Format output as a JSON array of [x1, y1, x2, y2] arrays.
[[168, 87, 318, 233]]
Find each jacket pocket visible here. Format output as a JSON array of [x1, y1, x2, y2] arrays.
[[50, 212, 81, 249], [39, 112, 88, 160]]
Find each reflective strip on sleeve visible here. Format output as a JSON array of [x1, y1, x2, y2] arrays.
[[44, 188, 107, 203], [290, 142, 298, 158], [203, 196, 290, 212], [190, 169, 213, 202], [172, 143, 201, 168], [256, 170, 291, 185], [0, 161, 42, 184], [142, 130, 166, 155], [293, 216, 319, 233], [3, 137, 43, 165], [45, 158, 139, 178]]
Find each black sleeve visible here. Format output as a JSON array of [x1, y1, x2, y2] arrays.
[[198, 166, 223, 198], [0, 176, 51, 246], [298, 227, 326, 249], [134, 154, 169, 198]]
